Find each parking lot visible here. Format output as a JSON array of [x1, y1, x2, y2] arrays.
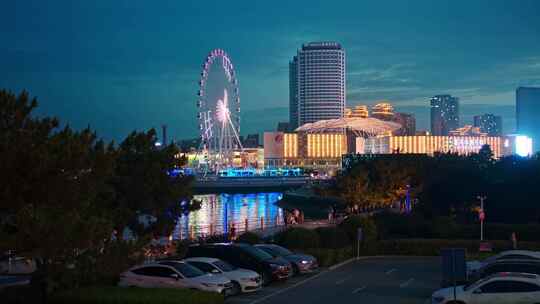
[[226, 256, 441, 304]]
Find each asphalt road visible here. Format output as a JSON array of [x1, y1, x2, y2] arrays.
[[226, 256, 441, 304]]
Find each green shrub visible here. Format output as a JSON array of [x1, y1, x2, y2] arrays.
[[276, 228, 320, 250], [340, 215, 377, 245], [50, 286, 224, 304], [236, 232, 260, 245], [314, 226, 350, 249], [302, 247, 353, 267]]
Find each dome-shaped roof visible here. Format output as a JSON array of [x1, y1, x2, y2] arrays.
[[295, 117, 401, 137]]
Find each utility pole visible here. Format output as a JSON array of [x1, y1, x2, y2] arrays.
[[477, 195, 487, 241]]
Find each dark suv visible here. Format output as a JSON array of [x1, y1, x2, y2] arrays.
[[185, 243, 292, 285]]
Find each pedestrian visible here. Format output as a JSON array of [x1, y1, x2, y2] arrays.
[[511, 232, 518, 249], [230, 224, 237, 241], [293, 209, 300, 223]]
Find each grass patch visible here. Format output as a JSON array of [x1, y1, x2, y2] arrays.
[[50, 286, 224, 304]]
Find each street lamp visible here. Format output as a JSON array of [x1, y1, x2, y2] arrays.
[[477, 195, 487, 241]]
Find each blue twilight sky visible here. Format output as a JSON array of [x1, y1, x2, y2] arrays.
[[1, 0, 540, 142]]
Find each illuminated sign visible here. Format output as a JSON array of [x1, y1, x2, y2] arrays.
[[515, 135, 533, 157]]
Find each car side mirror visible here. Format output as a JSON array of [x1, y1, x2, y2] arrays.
[[473, 288, 482, 294], [211, 269, 220, 274], [170, 273, 180, 280]]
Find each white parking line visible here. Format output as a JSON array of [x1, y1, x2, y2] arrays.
[[247, 271, 328, 304], [335, 276, 351, 285], [399, 278, 415, 288], [352, 286, 367, 294], [385, 268, 396, 275]]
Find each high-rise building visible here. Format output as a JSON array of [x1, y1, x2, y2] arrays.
[[430, 95, 459, 135], [393, 113, 416, 136], [289, 56, 299, 129], [473, 114, 502, 136], [371, 102, 394, 121], [289, 42, 346, 128], [516, 87, 540, 152]]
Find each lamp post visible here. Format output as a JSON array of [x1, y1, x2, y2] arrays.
[[477, 195, 487, 241]]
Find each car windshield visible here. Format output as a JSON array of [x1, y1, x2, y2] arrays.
[[213, 260, 236, 272], [168, 262, 205, 278], [241, 246, 273, 261]]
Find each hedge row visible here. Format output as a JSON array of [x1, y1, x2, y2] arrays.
[[374, 213, 540, 241]]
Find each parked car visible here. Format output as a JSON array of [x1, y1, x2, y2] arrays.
[[467, 250, 540, 277], [254, 244, 318, 275], [118, 262, 234, 295], [184, 257, 261, 294], [0, 254, 46, 304], [431, 272, 540, 304], [185, 243, 292, 285], [471, 259, 540, 282]]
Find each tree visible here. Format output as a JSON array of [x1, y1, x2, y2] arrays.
[[0, 90, 195, 289]]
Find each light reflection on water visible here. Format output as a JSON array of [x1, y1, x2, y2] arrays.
[[173, 192, 284, 240]]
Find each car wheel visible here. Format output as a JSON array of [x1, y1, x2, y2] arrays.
[[261, 271, 271, 286], [232, 281, 242, 295], [446, 301, 466, 304]]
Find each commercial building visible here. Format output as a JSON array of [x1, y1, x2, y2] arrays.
[[263, 131, 345, 168], [264, 117, 400, 169], [345, 105, 369, 118], [289, 42, 346, 129], [363, 135, 503, 158], [430, 95, 459, 135], [516, 87, 540, 152], [371, 102, 395, 121], [473, 114, 502, 136]]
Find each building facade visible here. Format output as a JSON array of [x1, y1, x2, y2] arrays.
[[290, 42, 346, 128], [473, 114, 502, 136], [263, 131, 345, 169], [364, 135, 503, 158], [516, 87, 540, 152], [430, 95, 459, 136]]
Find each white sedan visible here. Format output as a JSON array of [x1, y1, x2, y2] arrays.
[[467, 250, 540, 276], [118, 262, 234, 295], [184, 257, 262, 294], [432, 272, 540, 304]]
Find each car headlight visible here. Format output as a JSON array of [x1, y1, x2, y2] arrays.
[[301, 260, 310, 264], [432, 296, 445, 303]]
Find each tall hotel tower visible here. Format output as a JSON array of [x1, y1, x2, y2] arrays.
[[289, 42, 346, 129]]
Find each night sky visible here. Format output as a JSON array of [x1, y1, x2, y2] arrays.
[[1, 0, 540, 142]]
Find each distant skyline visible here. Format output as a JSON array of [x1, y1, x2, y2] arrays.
[[1, 0, 539, 141]]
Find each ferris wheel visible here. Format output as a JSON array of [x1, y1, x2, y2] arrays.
[[197, 49, 243, 172]]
